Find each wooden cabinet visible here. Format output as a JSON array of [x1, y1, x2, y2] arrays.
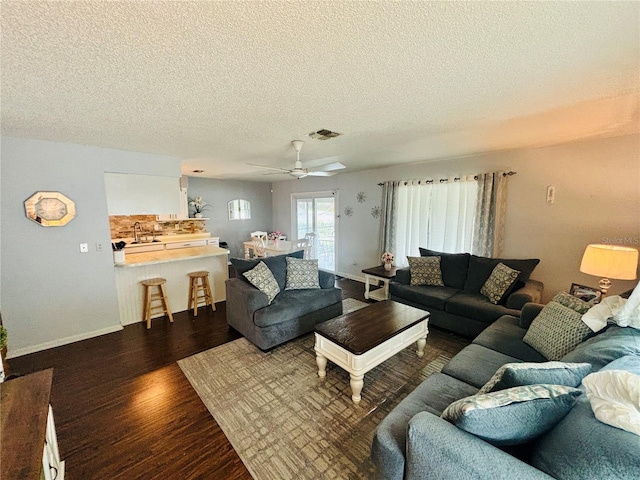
[[124, 243, 165, 253], [165, 240, 207, 250], [1, 369, 65, 479]]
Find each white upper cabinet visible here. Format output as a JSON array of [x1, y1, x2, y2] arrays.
[[104, 173, 181, 215]]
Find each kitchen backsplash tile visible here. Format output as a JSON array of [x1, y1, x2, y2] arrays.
[[109, 215, 208, 239]]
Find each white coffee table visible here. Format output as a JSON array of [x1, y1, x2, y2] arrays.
[[314, 301, 429, 403]]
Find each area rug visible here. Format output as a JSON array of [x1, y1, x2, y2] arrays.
[[178, 299, 458, 479]]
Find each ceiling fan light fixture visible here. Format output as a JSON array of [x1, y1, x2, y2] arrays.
[[307, 129, 342, 140]]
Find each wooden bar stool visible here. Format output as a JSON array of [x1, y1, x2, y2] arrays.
[[188, 271, 215, 316], [141, 278, 174, 329]]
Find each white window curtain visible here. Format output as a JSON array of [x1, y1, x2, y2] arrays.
[[394, 176, 477, 267]]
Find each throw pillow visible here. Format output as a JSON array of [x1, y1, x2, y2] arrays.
[[552, 292, 591, 314], [419, 248, 470, 289], [408, 256, 444, 286], [231, 250, 304, 290], [441, 384, 582, 446], [242, 261, 280, 304], [480, 262, 521, 304], [523, 301, 593, 360], [478, 362, 592, 394], [561, 325, 640, 371], [582, 370, 640, 436], [463, 255, 540, 294], [285, 257, 320, 290]]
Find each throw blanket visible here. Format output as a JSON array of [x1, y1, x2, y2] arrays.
[[581, 282, 640, 332]]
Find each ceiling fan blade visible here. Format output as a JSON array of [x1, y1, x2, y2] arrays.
[[307, 171, 336, 177], [312, 162, 346, 172], [247, 163, 292, 173]]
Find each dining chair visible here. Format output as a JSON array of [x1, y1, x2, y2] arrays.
[[251, 236, 267, 258], [304, 232, 316, 259], [250, 231, 268, 246], [294, 238, 309, 258]]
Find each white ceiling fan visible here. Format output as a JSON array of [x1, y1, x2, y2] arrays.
[[248, 140, 346, 179]]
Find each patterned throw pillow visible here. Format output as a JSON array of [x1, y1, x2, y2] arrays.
[[553, 292, 591, 314], [480, 262, 521, 304], [523, 301, 593, 360], [408, 256, 444, 286], [441, 384, 582, 446], [285, 257, 320, 290], [242, 261, 280, 304], [478, 361, 592, 394]]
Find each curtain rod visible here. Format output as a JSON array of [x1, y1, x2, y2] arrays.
[[377, 171, 517, 186]]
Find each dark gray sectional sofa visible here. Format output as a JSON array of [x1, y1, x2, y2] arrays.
[[371, 303, 640, 480], [390, 249, 543, 337], [226, 251, 343, 350]]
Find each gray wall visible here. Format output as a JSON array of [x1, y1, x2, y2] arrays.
[[0, 137, 181, 356], [272, 134, 640, 301], [186, 177, 273, 259]]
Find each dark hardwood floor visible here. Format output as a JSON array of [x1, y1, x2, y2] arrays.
[[6, 278, 466, 479]]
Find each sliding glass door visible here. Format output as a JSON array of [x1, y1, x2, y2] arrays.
[[292, 191, 337, 271]]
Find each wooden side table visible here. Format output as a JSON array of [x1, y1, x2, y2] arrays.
[[362, 265, 397, 301]]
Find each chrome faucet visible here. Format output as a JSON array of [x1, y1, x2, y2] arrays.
[[133, 222, 143, 243]]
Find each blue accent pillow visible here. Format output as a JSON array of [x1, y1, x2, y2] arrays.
[[479, 362, 592, 394], [441, 385, 582, 446], [230, 250, 304, 290], [599, 355, 640, 375], [561, 325, 640, 371]]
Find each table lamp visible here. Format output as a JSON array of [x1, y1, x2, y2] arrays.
[[579, 244, 639, 294]]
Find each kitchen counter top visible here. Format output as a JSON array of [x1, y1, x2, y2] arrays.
[[114, 233, 213, 249], [117, 245, 229, 267]]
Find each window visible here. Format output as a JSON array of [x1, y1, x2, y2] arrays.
[[394, 177, 477, 266]]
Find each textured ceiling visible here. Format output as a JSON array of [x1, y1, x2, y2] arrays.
[[2, 1, 639, 181]]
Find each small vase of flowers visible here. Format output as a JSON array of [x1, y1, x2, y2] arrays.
[[189, 196, 210, 218], [381, 251, 394, 271], [268, 231, 282, 241]]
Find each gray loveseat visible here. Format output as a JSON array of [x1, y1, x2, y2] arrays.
[[226, 251, 343, 350], [371, 303, 640, 480], [390, 249, 543, 338]]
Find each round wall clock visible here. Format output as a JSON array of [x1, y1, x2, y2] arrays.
[[24, 191, 76, 227]]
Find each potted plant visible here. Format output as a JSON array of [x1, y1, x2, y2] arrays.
[[381, 251, 395, 271], [188, 196, 211, 218]]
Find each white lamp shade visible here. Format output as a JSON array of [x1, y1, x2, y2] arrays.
[[580, 244, 639, 280]]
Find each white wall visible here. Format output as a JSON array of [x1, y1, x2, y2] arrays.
[[0, 137, 182, 356], [186, 177, 273, 259], [272, 134, 640, 301]]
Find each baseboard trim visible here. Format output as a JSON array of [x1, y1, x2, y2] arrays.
[[335, 271, 365, 283], [6, 324, 124, 359]]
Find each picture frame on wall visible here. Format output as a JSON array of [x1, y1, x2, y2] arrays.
[[569, 283, 602, 305]]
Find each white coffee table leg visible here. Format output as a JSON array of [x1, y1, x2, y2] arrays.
[[316, 353, 327, 378], [416, 336, 427, 357], [350, 374, 364, 403], [364, 274, 371, 300]]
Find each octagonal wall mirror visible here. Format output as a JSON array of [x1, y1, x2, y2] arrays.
[[228, 199, 251, 220]]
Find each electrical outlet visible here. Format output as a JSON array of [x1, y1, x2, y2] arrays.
[[96, 242, 105, 251], [80, 243, 89, 253]]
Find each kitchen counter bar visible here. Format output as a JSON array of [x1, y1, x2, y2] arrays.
[[116, 245, 229, 267], [114, 246, 230, 326]]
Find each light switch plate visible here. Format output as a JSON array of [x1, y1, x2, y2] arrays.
[[80, 243, 89, 253], [546, 185, 556, 204]]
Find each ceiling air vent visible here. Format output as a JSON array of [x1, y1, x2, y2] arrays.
[[307, 129, 342, 140]]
